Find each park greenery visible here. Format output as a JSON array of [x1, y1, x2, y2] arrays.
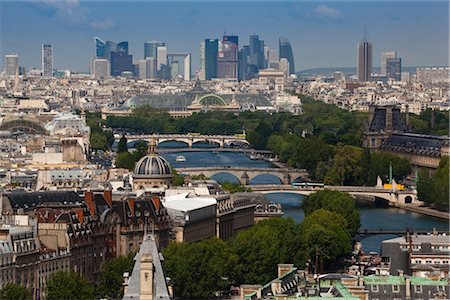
[[163, 194, 357, 298], [0, 283, 32, 300], [417, 156, 449, 211], [87, 112, 114, 151], [98, 254, 135, 299], [46, 271, 95, 300], [102, 96, 420, 186]]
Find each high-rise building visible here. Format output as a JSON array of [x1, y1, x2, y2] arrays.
[[156, 46, 167, 70], [95, 37, 107, 58], [357, 38, 372, 82], [110, 51, 133, 76], [381, 51, 397, 75], [144, 41, 165, 59], [5, 53, 19, 76], [279, 58, 290, 78], [117, 41, 129, 54], [268, 50, 279, 69], [249, 35, 265, 70], [386, 57, 401, 81], [42, 44, 53, 77], [92, 58, 110, 79], [238, 46, 250, 81], [204, 39, 218, 80], [279, 37, 295, 75], [171, 61, 180, 80], [217, 35, 238, 79]]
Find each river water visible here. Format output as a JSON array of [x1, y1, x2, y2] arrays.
[[159, 142, 449, 253]]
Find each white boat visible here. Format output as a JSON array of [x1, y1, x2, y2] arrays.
[[176, 155, 186, 162]]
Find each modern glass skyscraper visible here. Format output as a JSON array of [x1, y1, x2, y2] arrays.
[[279, 37, 295, 75], [117, 41, 129, 54], [357, 39, 373, 82], [95, 37, 106, 58], [249, 35, 265, 70], [238, 45, 250, 81], [144, 41, 165, 59], [42, 44, 53, 77], [386, 58, 401, 81], [204, 39, 218, 80], [217, 35, 238, 79], [381, 51, 397, 75], [110, 51, 133, 76]]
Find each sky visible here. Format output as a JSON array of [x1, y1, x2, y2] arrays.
[[1, 0, 449, 73]]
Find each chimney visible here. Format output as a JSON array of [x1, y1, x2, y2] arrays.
[[140, 253, 154, 300], [405, 276, 411, 299]]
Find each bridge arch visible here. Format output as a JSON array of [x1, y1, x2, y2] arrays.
[[157, 139, 189, 148], [209, 172, 240, 184], [249, 174, 283, 185], [198, 94, 226, 106], [0, 119, 48, 134], [192, 139, 222, 147]]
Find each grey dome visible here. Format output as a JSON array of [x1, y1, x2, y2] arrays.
[[133, 154, 172, 178]]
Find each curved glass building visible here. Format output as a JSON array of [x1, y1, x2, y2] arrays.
[[279, 37, 295, 75], [95, 37, 106, 58]]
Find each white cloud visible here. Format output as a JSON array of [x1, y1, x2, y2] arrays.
[[39, 0, 114, 30], [314, 5, 343, 20]]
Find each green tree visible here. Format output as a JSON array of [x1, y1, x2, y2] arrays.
[[367, 152, 412, 185], [417, 156, 449, 211], [90, 132, 108, 150], [299, 209, 352, 270], [98, 254, 135, 299], [221, 182, 251, 193], [230, 218, 301, 284], [302, 190, 360, 236], [118, 135, 128, 153], [172, 169, 185, 186], [163, 238, 238, 299], [115, 152, 136, 170], [292, 137, 333, 179], [324, 145, 365, 186], [247, 121, 273, 150], [46, 271, 94, 300], [0, 283, 32, 300]]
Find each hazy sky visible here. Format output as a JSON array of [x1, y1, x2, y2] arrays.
[[1, 0, 448, 72]]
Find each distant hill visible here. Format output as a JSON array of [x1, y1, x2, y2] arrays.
[[297, 66, 420, 78]]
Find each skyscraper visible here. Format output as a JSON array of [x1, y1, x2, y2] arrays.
[[204, 39, 218, 80], [5, 53, 19, 76], [95, 37, 107, 58], [42, 44, 53, 77], [238, 45, 250, 81], [357, 36, 372, 82], [144, 41, 165, 59], [381, 51, 397, 75], [279, 37, 295, 75], [156, 46, 167, 70], [117, 41, 129, 54], [386, 58, 401, 81], [110, 51, 133, 76], [93, 58, 110, 79], [217, 35, 238, 80], [249, 35, 265, 70]]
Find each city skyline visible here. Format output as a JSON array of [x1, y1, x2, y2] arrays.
[[1, 0, 448, 73]]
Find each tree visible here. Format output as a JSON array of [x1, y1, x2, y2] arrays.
[[367, 152, 411, 185], [163, 238, 238, 299], [98, 254, 135, 299], [46, 271, 94, 300], [221, 182, 251, 193], [302, 190, 360, 236], [0, 283, 32, 300], [118, 135, 128, 153], [299, 209, 352, 270], [417, 156, 449, 211], [172, 169, 185, 186], [292, 137, 333, 179], [115, 152, 136, 170], [230, 218, 301, 284], [247, 121, 273, 150], [324, 145, 365, 186]]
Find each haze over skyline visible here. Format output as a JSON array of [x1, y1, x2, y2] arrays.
[[1, 0, 448, 73]]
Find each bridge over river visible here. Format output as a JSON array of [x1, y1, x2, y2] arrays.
[[115, 133, 250, 148], [250, 184, 417, 206], [175, 167, 309, 185]]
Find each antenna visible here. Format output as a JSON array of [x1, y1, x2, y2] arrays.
[[363, 24, 367, 41]]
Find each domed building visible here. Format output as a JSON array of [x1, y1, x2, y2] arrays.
[[132, 140, 173, 191]]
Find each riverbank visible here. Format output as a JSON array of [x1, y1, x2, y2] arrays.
[[396, 204, 449, 220]]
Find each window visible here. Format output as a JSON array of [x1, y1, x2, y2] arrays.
[[371, 285, 379, 292], [438, 285, 445, 292], [415, 285, 422, 293], [393, 285, 399, 292]]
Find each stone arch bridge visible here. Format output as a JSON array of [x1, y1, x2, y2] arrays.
[[175, 167, 309, 185], [250, 185, 418, 206], [118, 134, 250, 148]]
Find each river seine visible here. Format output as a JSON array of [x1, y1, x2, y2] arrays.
[[159, 143, 448, 253]]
